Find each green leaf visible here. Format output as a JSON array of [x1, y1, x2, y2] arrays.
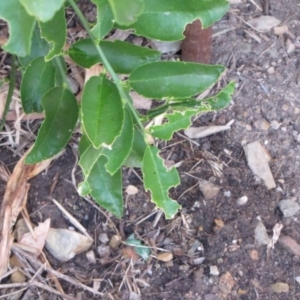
[[69, 39, 160, 73], [102, 108, 134, 174], [52, 56, 67, 86], [82, 75, 124, 148], [126, 234, 150, 261], [124, 126, 146, 168], [86, 156, 123, 218], [18, 24, 49, 67], [107, 0, 144, 26], [130, 61, 225, 99], [79, 134, 91, 156], [91, 0, 114, 40], [20, 0, 65, 22], [0, 0, 36, 57], [79, 143, 103, 178], [142, 146, 181, 219], [21, 57, 56, 113], [25, 87, 79, 164], [171, 82, 235, 112], [78, 181, 91, 196], [39, 6, 66, 60], [149, 110, 196, 141], [148, 82, 235, 139], [117, 0, 229, 41]]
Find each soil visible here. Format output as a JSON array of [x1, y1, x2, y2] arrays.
[[1, 0, 300, 299]]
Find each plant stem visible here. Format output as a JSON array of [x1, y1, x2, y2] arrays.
[[0, 55, 16, 130], [55, 56, 72, 91], [67, 0, 145, 132]]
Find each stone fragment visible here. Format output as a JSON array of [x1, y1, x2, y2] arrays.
[[279, 236, 300, 256], [270, 120, 281, 130], [254, 221, 270, 246], [249, 249, 259, 261], [247, 16, 281, 32], [45, 228, 93, 262], [271, 282, 289, 293], [199, 179, 220, 200], [267, 67, 275, 74], [157, 252, 173, 262], [210, 265, 220, 276], [243, 141, 276, 189], [109, 235, 122, 249], [97, 245, 110, 258], [98, 233, 109, 244], [86, 250, 96, 263], [204, 294, 219, 300], [236, 195, 248, 206], [278, 199, 300, 217], [254, 118, 270, 131], [193, 257, 205, 265], [219, 272, 235, 294]]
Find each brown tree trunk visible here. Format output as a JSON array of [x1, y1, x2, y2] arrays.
[[181, 19, 212, 64]]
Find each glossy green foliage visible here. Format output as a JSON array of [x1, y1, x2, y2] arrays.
[[107, 0, 144, 26], [21, 57, 56, 113], [117, 0, 229, 41], [25, 87, 79, 164], [20, 0, 65, 22], [39, 6, 66, 60], [129, 62, 225, 99], [0, 0, 36, 57], [1, 0, 233, 219], [69, 39, 160, 73], [81, 75, 124, 148], [91, 0, 114, 40], [142, 146, 181, 219]]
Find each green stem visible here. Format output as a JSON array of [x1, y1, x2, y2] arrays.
[[0, 55, 16, 130], [68, 0, 145, 132], [55, 56, 72, 91]]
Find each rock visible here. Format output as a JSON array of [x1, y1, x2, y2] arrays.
[[97, 245, 110, 258], [199, 179, 220, 200], [271, 282, 289, 293], [125, 185, 139, 195], [210, 265, 220, 276], [236, 195, 248, 206], [243, 141, 276, 189], [45, 228, 93, 262], [254, 221, 270, 246], [247, 16, 281, 32], [193, 257, 205, 265], [98, 233, 109, 244], [129, 291, 141, 300], [267, 67, 275, 74], [270, 120, 281, 130], [109, 235, 122, 249], [157, 252, 173, 262], [278, 199, 300, 217], [249, 249, 259, 261], [279, 236, 300, 257], [219, 272, 235, 294], [204, 294, 219, 300], [254, 118, 270, 131], [86, 250, 96, 263], [10, 270, 26, 283]]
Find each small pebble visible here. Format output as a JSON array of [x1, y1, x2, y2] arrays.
[[224, 191, 231, 197], [97, 245, 110, 258], [210, 265, 220, 276], [98, 233, 109, 244], [236, 195, 248, 206], [267, 66, 275, 74], [109, 235, 122, 249], [193, 257, 205, 265], [86, 250, 96, 263]]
